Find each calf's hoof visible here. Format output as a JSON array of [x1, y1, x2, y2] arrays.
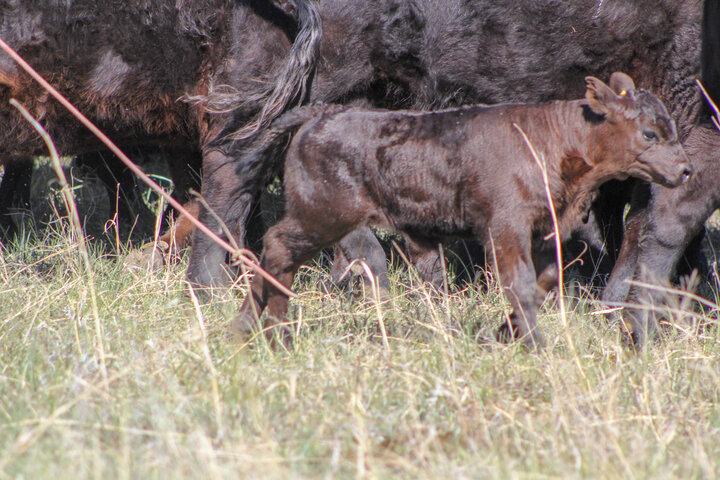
[[267, 323, 295, 351], [231, 312, 295, 351], [495, 322, 545, 349], [621, 327, 648, 351]]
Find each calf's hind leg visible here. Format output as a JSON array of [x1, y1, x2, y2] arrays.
[[235, 217, 342, 347]]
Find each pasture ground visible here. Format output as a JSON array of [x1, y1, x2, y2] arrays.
[[1, 160, 720, 478]]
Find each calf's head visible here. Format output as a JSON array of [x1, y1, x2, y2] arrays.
[[585, 72, 691, 187]]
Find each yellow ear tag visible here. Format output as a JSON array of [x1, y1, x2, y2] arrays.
[[620, 90, 627, 96]]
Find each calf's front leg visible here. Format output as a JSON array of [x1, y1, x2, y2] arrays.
[[490, 231, 544, 349]]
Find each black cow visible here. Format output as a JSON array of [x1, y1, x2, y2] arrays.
[[193, 0, 717, 304]]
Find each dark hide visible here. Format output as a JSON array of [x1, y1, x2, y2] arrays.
[[0, 1, 217, 155], [195, 0, 712, 293], [0, 0, 318, 242], [235, 74, 691, 348], [702, 0, 720, 121], [72, 145, 202, 233], [0, 156, 32, 238]]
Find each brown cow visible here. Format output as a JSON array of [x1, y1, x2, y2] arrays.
[[235, 73, 691, 348], [0, 0, 318, 243]]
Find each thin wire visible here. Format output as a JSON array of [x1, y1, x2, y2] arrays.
[[0, 35, 296, 298]]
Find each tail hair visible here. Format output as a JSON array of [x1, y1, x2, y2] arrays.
[[184, 0, 322, 141]]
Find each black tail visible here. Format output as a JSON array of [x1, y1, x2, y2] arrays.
[[702, 0, 720, 120], [197, 0, 322, 141], [236, 103, 347, 193]]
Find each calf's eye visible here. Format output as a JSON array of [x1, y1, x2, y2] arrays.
[[642, 130, 658, 142]]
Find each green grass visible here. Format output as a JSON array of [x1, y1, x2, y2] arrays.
[[2, 224, 720, 479]]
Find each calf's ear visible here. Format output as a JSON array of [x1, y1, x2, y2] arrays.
[[585, 76, 619, 116], [608, 72, 636, 96]]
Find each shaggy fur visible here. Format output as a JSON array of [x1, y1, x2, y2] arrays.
[[0, 0, 317, 237]]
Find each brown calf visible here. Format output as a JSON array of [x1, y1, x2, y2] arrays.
[[236, 72, 691, 348]]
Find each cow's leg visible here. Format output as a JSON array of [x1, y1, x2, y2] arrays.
[[330, 227, 391, 293], [601, 182, 652, 304], [187, 150, 248, 288], [490, 229, 543, 349], [618, 159, 720, 346], [601, 184, 709, 306], [0, 156, 33, 240], [405, 234, 446, 290], [623, 209, 713, 346]]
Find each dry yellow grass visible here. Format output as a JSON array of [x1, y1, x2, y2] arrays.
[[1, 223, 719, 478]]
